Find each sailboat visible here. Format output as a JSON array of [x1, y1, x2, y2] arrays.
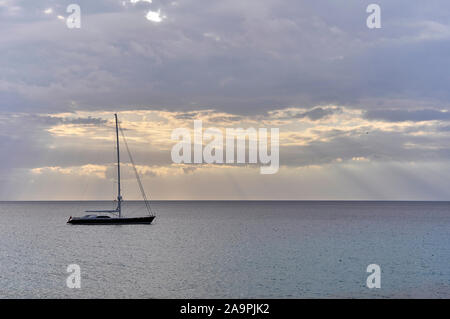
[[67, 114, 156, 225]]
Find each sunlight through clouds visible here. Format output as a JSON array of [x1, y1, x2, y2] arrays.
[[2, 1, 450, 200], [146, 9, 166, 22], [130, 0, 153, 3]]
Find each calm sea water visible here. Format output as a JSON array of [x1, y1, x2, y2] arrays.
[[0, 201, 449, 298]]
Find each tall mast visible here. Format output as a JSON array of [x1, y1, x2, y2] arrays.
[[115, 113, 122, 218]]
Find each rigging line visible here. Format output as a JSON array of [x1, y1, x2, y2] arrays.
[[112, 132, 117, 210], [118, 123, 155, 217]]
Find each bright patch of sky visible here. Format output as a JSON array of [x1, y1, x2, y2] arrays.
[[2, 1, 450, 199], [146, 9, 165, 22], [130, 0, 153, 4]]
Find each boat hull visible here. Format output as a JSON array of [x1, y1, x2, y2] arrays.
[[67, 216, 155, 225]]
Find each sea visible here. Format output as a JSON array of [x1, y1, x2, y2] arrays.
[[0, 201, 449, 298]]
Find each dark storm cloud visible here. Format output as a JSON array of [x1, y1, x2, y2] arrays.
[[364, 109, 450, 122]]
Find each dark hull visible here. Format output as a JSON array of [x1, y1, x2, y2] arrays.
[[67, 216, 155, 225]]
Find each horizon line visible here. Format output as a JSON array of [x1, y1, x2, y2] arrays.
[[1, 199, 450, 202]]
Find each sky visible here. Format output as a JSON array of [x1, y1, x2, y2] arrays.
[[1, 0, 450, 200]]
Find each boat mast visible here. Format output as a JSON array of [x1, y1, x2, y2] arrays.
[[115, 113, 122, 218]]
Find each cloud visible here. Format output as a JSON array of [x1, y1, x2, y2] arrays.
[[1, 1, 450, 114], [293, 107, 341, 121], [1, 106, 450, 200], [145, 9, 165, 22], [63, 116, 108, 125], [31, 164, 107, 178], [365, 109, 450, 122], [3, 107, 450, 173], [1, 1, 450, 199], [130, 0, 152, 4]]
